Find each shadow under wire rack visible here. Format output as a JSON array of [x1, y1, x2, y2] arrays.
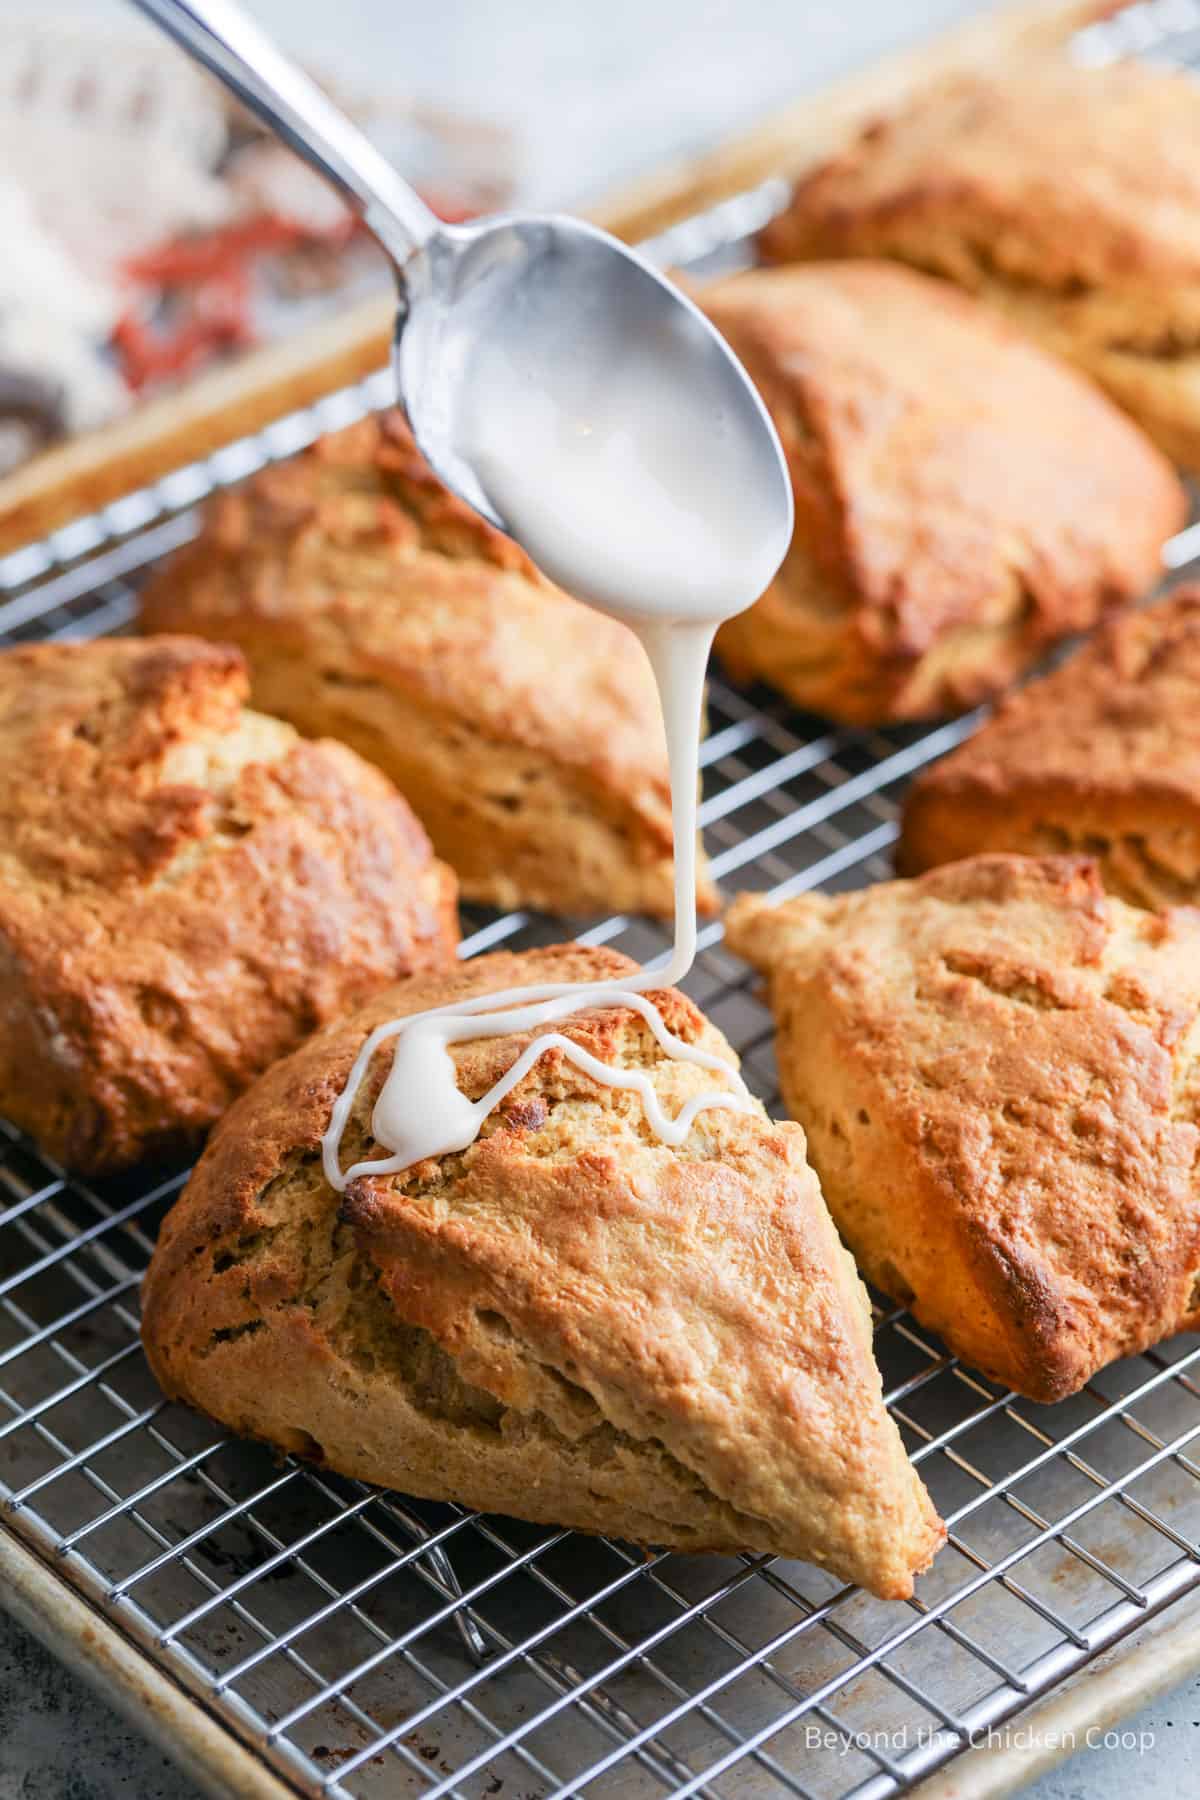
[[5, 3, 1200, 1795]]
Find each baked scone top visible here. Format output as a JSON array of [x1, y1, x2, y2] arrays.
[[909, 587, 1200, 808], [5, 634, 285, 887], [142, 944, 943, 1598], [0, 636, 457, 1170], [901, 588, 1200, 903], [140, 412, 675, 853], [728, 857, 1200, 1402], [760, 56, 1200, 348], [701, 262, 1184, 720]]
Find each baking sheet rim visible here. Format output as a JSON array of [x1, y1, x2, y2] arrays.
[[0, 1523, 294, 1800], [4, 0, 1196, 1792], [5, 1514, 1200, 1799]]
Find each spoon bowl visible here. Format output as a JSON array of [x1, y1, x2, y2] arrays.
[[398, 213, 793, 618], [131, 0, 793, 620]]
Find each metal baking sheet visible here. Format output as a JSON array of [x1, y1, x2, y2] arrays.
[[4, 3, 1200, 1796]]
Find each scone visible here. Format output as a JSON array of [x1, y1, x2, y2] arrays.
[[0, 636, 458, 1173], [900, 588, 1200, 908], [759, 57, 1200, 466], [727, 857, 1200, 1403], [139, 413, 716, 920], [141, 944, 944, 1599], [700, 263, 1183, 724]]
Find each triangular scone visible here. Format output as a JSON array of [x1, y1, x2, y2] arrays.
[[0, 636, 457, 1174], [758, 57, 1200, 467], [141, 945, 943, 1600], [699, 262, 1183, 725], [902, 588, 1200, 909], [727, 858, 1200, 1403], [138, 414, 716, 921]]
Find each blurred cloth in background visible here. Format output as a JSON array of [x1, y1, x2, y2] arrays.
[[0, 0, 978, 474]]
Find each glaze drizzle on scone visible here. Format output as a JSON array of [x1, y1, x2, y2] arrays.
[[141, 945, 944, 1598]]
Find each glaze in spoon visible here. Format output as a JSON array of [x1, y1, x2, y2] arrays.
[[129, 0, 793, 614]]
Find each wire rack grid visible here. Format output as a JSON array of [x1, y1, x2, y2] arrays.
[[6, 6, 1200, 1796]]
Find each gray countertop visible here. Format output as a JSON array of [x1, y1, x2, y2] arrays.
[[5, 2, 1199, 1796]]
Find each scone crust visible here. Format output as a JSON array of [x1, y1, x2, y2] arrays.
[[901, 587, 1200, 908], [728, 857, 1200, 1401], [702, 262, 1184, 724], [760, 57, 1200, 465], [139, 413, 715, 919], [0, 636, 458, 1172], [142, 944, 943, 1599]]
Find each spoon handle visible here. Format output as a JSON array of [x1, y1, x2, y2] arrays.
[[130, 0, 438, 262]]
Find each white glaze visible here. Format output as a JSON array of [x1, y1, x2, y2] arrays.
[[322, 355, 780, 1191], [463, 370, 784, 626]]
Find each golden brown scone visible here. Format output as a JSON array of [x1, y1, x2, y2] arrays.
[[139, 412, 715, 920], [727, 857, 1200, 1403], [0, 636, 458, 1174], [141, 943, 944, 1599], [699, 263, 1184, 725], [759, 57, 1200, 467], [901, 589, 1200, 907]]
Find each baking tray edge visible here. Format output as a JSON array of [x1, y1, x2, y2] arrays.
[[0, 1523, 296, 1800], [5, 1, 1200, 1795], [917, 1594, 1200, 1800], [0, 0, 1120, 557]]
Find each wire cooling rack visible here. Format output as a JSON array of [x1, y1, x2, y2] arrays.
[[7, 5, 1200, 1796]]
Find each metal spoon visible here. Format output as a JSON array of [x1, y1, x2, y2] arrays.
[[129, 0, 793, 607]]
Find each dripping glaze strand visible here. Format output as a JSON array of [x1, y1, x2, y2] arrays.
[[322, 373, 780, 1191], [320, 619, 756, 1192]]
